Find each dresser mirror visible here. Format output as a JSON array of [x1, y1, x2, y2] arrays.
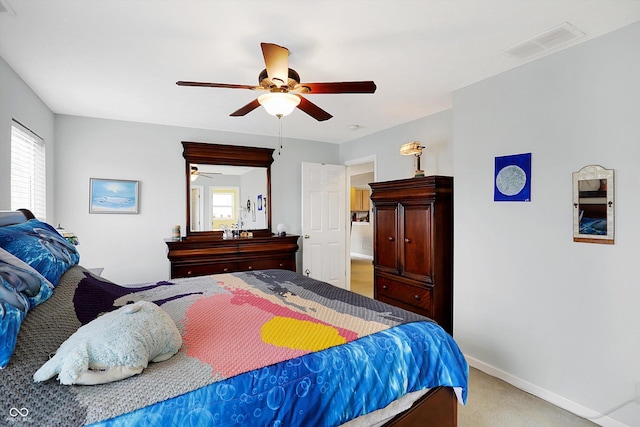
[[572, 165, 614, 244], [183, 141, 274, 238]]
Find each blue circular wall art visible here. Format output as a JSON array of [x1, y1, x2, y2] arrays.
[[494, 153, 531, 202]]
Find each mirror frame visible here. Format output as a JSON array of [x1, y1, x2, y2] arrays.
[[183, 141, 274, 238], [572, 164, 614, 244]]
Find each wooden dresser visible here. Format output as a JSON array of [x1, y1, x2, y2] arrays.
[[370, 176, 453, 334], [166, 235, 299, 279]]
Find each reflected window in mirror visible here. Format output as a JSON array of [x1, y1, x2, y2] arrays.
[[573, 165, 614, 244], [211, 188, 238, 230]]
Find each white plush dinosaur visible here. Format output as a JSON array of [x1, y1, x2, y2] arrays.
[[33, 301, 182, 385]]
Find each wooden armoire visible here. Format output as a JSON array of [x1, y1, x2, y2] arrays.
[[370, 176, 454, 334]]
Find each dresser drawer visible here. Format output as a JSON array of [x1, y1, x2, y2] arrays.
[[172, 262, 239, 278], [237, 257, 295, 272], [375, 275, 432, 313], [167, 235, 300, 279]]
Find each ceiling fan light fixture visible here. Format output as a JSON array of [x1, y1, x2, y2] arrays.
[[258, 92, 300, 118]]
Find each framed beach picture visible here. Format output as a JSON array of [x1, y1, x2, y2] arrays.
[[89, 178, 140, 214]]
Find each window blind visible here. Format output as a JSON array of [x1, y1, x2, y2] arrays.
[[11, 120, 46, 220]]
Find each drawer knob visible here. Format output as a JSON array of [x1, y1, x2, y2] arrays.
[[414, 294, 421, 301], [382, 285, 388, 290], [388, 236, 395, 241], [223, 268, 229, 272], [187, 270, 192, 275], [248, 266, 253, 270], [279, 263, 284, 267], [405, 238, 411, 243]]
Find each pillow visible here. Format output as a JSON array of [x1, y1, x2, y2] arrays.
[[33, 301, 182, 385], [0, 219, 80, 286], [0, 248, 53, 368]]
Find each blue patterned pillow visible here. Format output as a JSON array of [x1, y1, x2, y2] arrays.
[[0, 219, 79, 286], [0, 248, 54, 368]]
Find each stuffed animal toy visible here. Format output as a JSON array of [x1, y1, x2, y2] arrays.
[[33, 301, 182, 385]]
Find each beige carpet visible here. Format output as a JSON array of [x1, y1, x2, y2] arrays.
[[460, 368, 597, 426], [350, 258, 596, 426]]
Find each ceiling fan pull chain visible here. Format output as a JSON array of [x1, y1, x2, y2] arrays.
[[278, 117, 283, 155]]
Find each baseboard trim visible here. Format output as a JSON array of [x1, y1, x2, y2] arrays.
[[465, 355, 631, 427]]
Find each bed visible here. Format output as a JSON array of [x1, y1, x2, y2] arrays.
[[0, 210, 468, 426]]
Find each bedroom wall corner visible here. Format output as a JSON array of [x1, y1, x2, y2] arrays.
[[339, 109, 454, 180]]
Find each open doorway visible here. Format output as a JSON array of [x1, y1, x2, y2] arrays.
[[346, 160, 375, 298]]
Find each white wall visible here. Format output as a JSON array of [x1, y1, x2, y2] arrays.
[[453, 22, 640, 426], [0, 56, 55, 220], [54, 115, 339, 284]]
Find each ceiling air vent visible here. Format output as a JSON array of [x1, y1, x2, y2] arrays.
[[0, 0, 15, 15], [504, 22, 585, 60]]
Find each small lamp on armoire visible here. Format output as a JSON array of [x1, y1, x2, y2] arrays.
[[399, 141, 425, 178]]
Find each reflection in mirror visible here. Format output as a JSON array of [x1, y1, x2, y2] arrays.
[[182, 141, 274, 238], [573, 165, 614, 244], [189, 164, 268, 232]]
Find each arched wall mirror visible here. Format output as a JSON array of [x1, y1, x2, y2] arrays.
[[183, 141, 274, 238], [572, 165, 614, 244]]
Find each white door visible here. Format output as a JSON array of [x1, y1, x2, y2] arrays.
[[301, 162, 347, 288], [190, 186, 203, 231]]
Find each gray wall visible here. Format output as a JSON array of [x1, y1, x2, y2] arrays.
[[453, 22, 640, 426], [53, 115, 339, 283]]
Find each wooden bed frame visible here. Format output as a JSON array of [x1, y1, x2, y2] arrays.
[[384, 387, 457, 427], [0, 209, 458, 427]]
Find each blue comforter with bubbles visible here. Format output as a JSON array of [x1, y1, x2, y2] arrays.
[[92, 321, 467, 427]]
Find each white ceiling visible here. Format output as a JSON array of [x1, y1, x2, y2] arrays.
[[1, 0, 639, 144]]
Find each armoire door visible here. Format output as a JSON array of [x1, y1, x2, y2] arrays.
[[401, 202, 433, 283], [374, 204, 399, 274]]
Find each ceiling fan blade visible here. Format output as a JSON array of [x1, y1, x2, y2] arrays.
[[296, 96, 333, 121], [297, 81, 377, 94], [177, 81, 257, 90], [230, 99, 261, 117], [261, 43, 289, 88]]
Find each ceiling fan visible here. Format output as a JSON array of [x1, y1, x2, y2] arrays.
[[190, 166, 220, 180], [177, 43, 377, 121]]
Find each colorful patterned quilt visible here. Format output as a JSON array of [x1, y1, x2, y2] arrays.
[[1, 266, 468, 427]]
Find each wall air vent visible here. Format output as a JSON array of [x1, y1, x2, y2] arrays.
[[504, 22, 585, 60]]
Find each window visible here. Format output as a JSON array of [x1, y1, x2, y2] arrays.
[[11, 120, 46, 220], [211, 187, 238, 230], [211, 190, 236, 220]]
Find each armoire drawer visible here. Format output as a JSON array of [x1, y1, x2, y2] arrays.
[[375, 275, 432, 313]]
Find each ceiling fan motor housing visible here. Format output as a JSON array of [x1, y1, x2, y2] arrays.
[[259, 68, 302, 91]]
